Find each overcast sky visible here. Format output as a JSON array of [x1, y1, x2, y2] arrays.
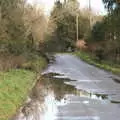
[[28, 0, 107, 15]]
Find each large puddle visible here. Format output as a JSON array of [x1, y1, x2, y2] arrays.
[[13, 72, 120, 120]]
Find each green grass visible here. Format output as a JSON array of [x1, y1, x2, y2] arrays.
[[0, 55, 47, 120], [0, 69, 36, 120], [75, 51, 120, 75]]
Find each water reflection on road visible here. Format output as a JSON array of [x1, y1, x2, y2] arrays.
[[14, 73, 111, 120], [14, 54, 120, 120]]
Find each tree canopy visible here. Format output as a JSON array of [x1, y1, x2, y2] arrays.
[[44, 0, 90, 52], [103, 0, 120, 11]]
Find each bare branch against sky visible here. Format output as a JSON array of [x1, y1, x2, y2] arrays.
[[27, 0, 107, 15]]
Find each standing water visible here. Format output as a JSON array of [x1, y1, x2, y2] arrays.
[[13, 54, 120, 120]]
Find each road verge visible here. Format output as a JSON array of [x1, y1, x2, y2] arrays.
[[0, 55, 47, 120], [74, 51, 120, 75]]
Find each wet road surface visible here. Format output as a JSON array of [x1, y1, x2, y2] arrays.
[[14, 54, 120, 120]]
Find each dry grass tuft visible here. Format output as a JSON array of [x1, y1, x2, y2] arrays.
[[0, 53, 26, 71]]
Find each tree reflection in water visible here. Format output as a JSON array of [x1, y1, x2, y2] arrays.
[[14, 73, 107, 120]]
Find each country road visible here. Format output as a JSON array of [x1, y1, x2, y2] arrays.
[[14, 54, 120, 120], [44, 54, 120, 97]]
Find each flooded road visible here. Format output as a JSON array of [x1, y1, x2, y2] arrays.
[[14, 54, 120, 120]]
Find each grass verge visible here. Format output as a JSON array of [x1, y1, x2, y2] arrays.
[[75, 51, 120, 75], [0, 55, 47, 120]]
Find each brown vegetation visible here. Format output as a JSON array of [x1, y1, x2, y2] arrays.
[[76, 40, 87, 50], [0, 53, 26, 71]]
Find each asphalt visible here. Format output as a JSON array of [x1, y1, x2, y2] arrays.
[[14, 54, 120, 120]]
